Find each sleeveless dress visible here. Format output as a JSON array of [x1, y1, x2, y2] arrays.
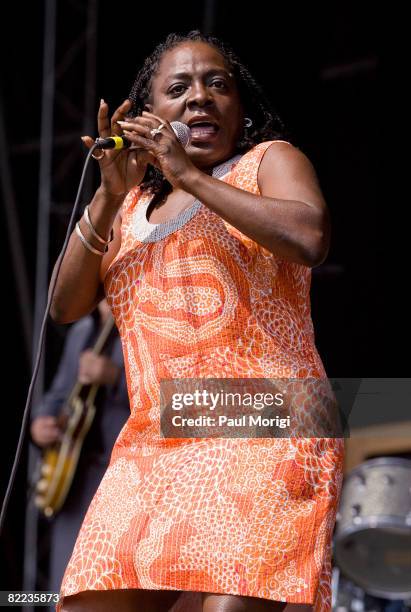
[[56, 141, 345, 612]]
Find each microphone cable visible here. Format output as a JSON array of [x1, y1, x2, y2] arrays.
[[0, 143, 101, 533]]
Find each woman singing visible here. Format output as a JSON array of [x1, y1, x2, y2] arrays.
[[51, 29, 344, 612]]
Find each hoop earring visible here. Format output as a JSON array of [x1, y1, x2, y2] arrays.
[[244, 117, 253, 128]]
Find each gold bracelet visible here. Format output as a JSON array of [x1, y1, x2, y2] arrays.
[[83, 204, 114, 245], [75, 222, 107, 256]]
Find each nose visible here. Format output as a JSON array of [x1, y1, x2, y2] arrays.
[[186, 80, 213, 108]]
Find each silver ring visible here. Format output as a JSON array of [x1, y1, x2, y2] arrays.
[[150, 123, 166, 137], [91, 149, 105, 160]]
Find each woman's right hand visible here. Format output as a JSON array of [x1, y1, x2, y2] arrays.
[[81, 99, 159, 197]]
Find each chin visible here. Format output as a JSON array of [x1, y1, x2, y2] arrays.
[[192, 141, 236, 163], [187, 144, 217, 160]]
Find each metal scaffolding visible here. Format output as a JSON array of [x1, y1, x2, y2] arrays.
[[23, 0, 98, 604]]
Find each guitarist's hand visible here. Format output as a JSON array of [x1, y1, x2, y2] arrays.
[[78, 350, 121, 386], [30, 416, 63, 448]]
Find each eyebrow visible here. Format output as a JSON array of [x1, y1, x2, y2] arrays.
[[165, 69, 233, 83]]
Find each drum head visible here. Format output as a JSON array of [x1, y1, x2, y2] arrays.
[[336, 524, 411, 598]]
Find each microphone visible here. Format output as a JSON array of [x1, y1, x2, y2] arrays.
[[94, 120, 191, 150]]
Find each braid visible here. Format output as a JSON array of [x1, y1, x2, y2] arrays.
[[127, 30, 290, 198]]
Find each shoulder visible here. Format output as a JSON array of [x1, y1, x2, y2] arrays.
[[257, 139, 304, 172], [225, 141, 293, 194], [255, 140, 326, 209], [237, 140, 301, 173], [256, 140, 320, 192], [257, 139, 312, 171], [230, 140, 300, 187]]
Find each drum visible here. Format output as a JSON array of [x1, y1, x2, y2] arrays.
[[334, 457, 411, 599]]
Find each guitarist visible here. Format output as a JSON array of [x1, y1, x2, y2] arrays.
[[29, 298, 130, 600]]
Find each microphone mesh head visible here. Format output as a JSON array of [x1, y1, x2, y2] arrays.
[[170, 121, 191, 148]]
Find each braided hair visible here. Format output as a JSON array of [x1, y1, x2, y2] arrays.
[[128, 30, 289, 200]]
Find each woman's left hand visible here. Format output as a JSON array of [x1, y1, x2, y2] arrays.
[[117, 111, 198, 189], [78, 350, 121, 386]]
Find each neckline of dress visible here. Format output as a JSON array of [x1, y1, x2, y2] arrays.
[[131, 152, 243, 243], [144, 152, 243, 227]]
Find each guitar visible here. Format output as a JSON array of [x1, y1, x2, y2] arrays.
[[33, 314, 115, 517]]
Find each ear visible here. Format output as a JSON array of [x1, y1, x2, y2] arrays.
[[144, 103, 153, 112]]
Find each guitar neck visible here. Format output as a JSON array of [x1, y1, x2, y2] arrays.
[[92, 314, 116, 355]]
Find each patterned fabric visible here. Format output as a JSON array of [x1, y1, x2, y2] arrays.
[[57, 141, 344, 612]]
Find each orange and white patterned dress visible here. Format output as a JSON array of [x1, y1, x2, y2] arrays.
[[57, 141, 344, 612]]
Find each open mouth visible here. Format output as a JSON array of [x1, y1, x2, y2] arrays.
[[189, 122, 220, 141]]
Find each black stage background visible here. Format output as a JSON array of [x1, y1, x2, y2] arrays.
[[1, 0, 380, 598]]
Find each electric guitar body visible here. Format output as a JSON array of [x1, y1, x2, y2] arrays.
[[34, 314, 115, 517]]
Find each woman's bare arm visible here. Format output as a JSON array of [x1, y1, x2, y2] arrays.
[[48, 96, 154, 325], [179, 142, 330, 268], [49, 187, 124, 324]]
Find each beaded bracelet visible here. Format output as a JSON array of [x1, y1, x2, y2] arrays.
[[75, 222, 107, 256], [84, 204, 114, 245]]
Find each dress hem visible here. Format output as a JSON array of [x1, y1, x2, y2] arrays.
[[56, 583, 316, 612]]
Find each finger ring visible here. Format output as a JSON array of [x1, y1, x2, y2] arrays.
[[150, 123, 165, 137], [92, 149, 105, 160]]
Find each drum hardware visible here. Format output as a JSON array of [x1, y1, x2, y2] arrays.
[[334, 457, 411, 600]]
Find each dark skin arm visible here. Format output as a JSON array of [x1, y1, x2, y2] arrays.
[[121, 112, 330, 268], [178, 142, 330, 267], [49, 99, 156, 324]]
